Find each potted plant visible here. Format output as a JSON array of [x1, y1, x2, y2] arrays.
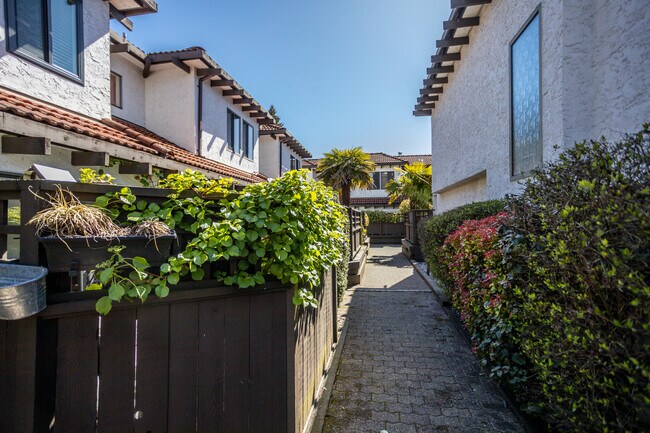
[[28, 187, 176, 273]]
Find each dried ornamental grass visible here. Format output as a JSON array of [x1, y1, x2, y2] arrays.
[[28, 186, 127, 239], [130, 220, 173, 238]]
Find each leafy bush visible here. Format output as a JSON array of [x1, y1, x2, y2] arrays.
[[440, 213, 529, 388], [93, 170, 348, 313], [419, 199, 505, 287], [366, 210, 404, 224], [506, 127, 650, 432]]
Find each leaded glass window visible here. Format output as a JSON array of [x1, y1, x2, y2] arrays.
[[511, 13, 541, 177]]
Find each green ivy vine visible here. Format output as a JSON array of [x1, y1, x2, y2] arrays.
[[91, 170, 346, 314]]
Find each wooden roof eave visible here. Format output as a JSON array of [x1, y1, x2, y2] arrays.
[[414, 1, 490, 115]]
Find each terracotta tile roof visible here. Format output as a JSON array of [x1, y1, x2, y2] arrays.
[[259, 123, 284, 132], [0, 88, 267, 184], [397, 154, 432, 165], [369, 153, 408, 165], [302, 159, 317, 168]]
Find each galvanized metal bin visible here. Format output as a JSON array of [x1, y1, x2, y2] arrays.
[[0, 264, 48, 320]]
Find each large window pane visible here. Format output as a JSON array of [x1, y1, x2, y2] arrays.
[[511, 14, 541, 177], [15, 0, 45, 60], [50, 0, 79, 74], [227, 111, 241, 152]]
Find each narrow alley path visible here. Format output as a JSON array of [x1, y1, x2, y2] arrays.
[[323, 246, 524, 433]]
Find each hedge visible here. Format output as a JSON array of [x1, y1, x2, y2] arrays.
[[433, 126, 650, 432], [419, 199, 505, 288], [366, 210, 404, 224]]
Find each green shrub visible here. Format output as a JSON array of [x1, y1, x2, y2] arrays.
[[440, 213, 530, 389], [419, 199, 505, 288], [366, 210, 404, 224], [507, 127, 650, 432]]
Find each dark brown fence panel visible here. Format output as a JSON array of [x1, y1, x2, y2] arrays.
[[250, 294, 274, 433], [367, 221, 406, 244], [97, 309, 136, 433], [405, 210, 433, 245], [134, 305, 170, 433], [54, 315, 99, 433], [292, 268, 335, 431], [224, 296, 251, 432], [197, 299, 226, 432], [348, 208, 363, 258], [168, 302, 199, 433]]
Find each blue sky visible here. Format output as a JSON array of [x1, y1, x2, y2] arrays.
[[113, 0, 450, 158]]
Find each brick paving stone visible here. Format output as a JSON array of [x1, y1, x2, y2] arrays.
[[323, 246, 524, 433]]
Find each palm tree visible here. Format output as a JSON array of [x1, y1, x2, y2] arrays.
[[385, 162, 432, 210], [316, 147, 375, 206]]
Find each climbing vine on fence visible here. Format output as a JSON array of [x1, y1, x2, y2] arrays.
[[92, 170, 347, 314]]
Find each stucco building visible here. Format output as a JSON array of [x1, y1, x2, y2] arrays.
[[0, 0, 309, 185], [415, 0, 650, 213]]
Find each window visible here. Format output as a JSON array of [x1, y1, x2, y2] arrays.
[[5, 0, 83, 79], [110, 72, 122, 108], [242, 121, 254, 159], [227, 110, 241, 152], [290, 155, 301, 171], [371, 171, 395, 189], [511, 11, 541, 178]]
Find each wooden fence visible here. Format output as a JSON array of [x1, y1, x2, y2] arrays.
[[367, 222, 405, 244], [405, 209, 433, 246], [0, 180, 338, 433], [348, 208, 363, 259]]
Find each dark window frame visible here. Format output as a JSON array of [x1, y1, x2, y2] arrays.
[[227, 109, 241, 152], [509, 5, 542, 181], [110, 71, 122, 108], [242, 120, 254, 160], [370, 170, 395, 190], [4, 0, 85, 84]]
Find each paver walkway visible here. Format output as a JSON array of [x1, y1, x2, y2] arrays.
[[322, 245, 524, 433]]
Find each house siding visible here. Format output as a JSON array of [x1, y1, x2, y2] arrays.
[[201, 85, 259, 174], [0, 0, 111, 120], [258, 137, 281, 177], [110, 55, 145, 126], [144, 65, 196, 153], [430, 0, 650, 213]]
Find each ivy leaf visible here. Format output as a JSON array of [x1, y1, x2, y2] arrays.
[[86, 283, 103, 291], [95, 195, 110, 208], [132, 256, 149, 271], [167, 273, 180, 285], [246, 231, 259, 242], [96, 296, 113, 315], [160, 263, 171, 273], [275, 207, 288, 218], [255, 248, 265, 258], [155, 285, 170, 298], [99, 268, 113, 284], [108, 283, 125, 301], [228, 245, 240, 256], [191, 268, 205, 281]]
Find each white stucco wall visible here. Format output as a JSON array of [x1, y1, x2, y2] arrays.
[[201, 84, 259, 174], [0, 0, 111, 119], [437, 173, 487, 213], [430, 0, 650, 213], [280, 145, 302, 175], [144, 65, 196, 153], [110, 55, 145, 125], [259, 136, 280, 177]]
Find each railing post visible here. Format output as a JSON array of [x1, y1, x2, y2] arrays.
[[19, 181, 43, 266]]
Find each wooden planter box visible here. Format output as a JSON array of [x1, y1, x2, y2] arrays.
[[0, 269, 338, 433]]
